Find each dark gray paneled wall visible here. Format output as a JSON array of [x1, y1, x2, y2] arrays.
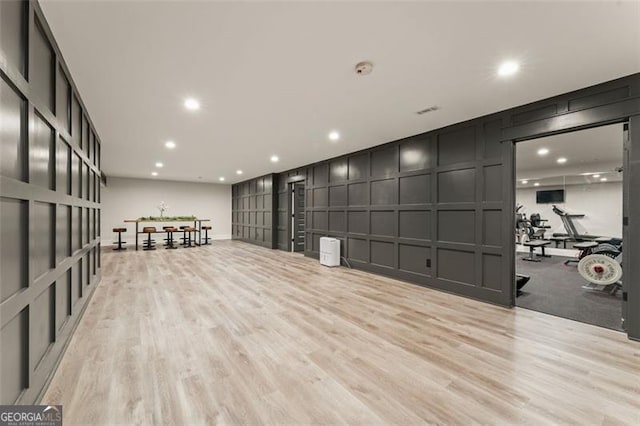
[[1, 0, 102, 404], [232, 73, 640, 339], [627, 115, 640, 340], [298, 125, 509, 305], [231, 174, 276, 248]]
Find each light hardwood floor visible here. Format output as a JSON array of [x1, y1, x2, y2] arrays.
[[43, 241, 640, 425]]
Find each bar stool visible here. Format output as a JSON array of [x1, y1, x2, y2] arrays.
[[162, 226, 173, 247], [202, 225, 212, 245], [179, 225, 188, 246], [165, 226, 178, 249], [112, 227, 127, 251], [183, 226, 196, 248], [142, 227, 156, 251]]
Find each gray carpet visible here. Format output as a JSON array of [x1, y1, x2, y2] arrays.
[[516, 254, 623, 331]]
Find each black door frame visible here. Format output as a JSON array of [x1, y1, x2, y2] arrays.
[[288, 181, 306, 252], [510, 120, 629, 330], [282, 175, 306, 253], [501, 89, 640, 342]]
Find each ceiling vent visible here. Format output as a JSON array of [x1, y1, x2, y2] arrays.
[[416, 106, 439, 115]]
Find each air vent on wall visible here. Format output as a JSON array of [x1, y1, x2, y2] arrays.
[[416, 106, 439, 115]]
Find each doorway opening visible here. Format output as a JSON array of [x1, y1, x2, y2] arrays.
[[289, 182, 305, 253], [514, 123, 626, 331]]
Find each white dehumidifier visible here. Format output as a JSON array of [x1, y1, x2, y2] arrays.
[[319, 237, 340, 267]]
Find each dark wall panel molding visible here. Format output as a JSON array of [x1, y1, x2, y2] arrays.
[[625, 116, 640, 340], [232, 74, 640, 339], [231, 174, 276, 248], [1, 0, 102, 404]]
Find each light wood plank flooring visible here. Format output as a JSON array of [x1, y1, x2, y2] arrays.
[[43, 240, 640, 425]]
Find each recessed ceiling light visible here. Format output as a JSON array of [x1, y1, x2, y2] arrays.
[[498, 60, 519, 77], [521, 180, 528, 184], [270, 155, 279, 163], [151, 172, 158, 176], [534, 182, 540, 187], [165, 141, 176, 149], [155, 162, 164, 168], [219, 177, 225, 182], [236, 170, 243, 175], [184, 98, 200, 111], [328, 131, 340, 141], [600, 177, 608, 182], [557, 157, 567, 164], [592, 174, 600, 178], [537, 148, 549, 156]]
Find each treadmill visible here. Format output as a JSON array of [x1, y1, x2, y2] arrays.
[[551, 205, 602, 242]]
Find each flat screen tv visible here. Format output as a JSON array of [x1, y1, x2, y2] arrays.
[[536, 189, 564, 204]]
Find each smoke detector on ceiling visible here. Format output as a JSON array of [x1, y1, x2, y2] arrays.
[[355, 61, 373, 75]]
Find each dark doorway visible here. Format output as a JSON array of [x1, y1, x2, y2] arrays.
[[290, 182, 305, 252], [514, 123, 626, 331]]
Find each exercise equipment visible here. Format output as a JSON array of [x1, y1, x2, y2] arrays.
[[577, 254, 623, 295], [564, 241, 599, 265], [515, 205, 551, 243], [516, 273, 531, 296], [564, 237, 622, 266], [522, 240, 551, 262], [549, 236, 570, 248], [528, 213, 550, 239], [551, 205, 601, 241], [515, 205, 529, 244], [576, 238, 622, 295]]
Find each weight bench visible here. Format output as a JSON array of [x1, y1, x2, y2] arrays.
[[565, 241, 598, 265], [522, 240, 551, 262], [549, 236, 570, 249]]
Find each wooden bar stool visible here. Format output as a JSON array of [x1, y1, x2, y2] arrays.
[[202, 225, 212, 245], [162, 226, 173, 247], [165, 226, 178, 249], [183, 226, 196, 248], [142, 227, 157, 251], [179, 225, 188, 246], [112, 227, 127, 251]]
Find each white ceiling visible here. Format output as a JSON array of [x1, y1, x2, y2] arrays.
[[39, 0, 640, 184], [516, 123, 624, 188]]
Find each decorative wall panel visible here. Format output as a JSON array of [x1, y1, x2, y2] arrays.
[[0, 0, 102, 404], [231, 174, 275, 248], [232, 73, 640, 337]]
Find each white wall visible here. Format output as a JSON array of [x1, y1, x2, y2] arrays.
[[516, 181, 622, 238], [101, 177, 231, 243]]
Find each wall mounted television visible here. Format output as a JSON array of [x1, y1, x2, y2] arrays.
[[536, 189, 565, 204]]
